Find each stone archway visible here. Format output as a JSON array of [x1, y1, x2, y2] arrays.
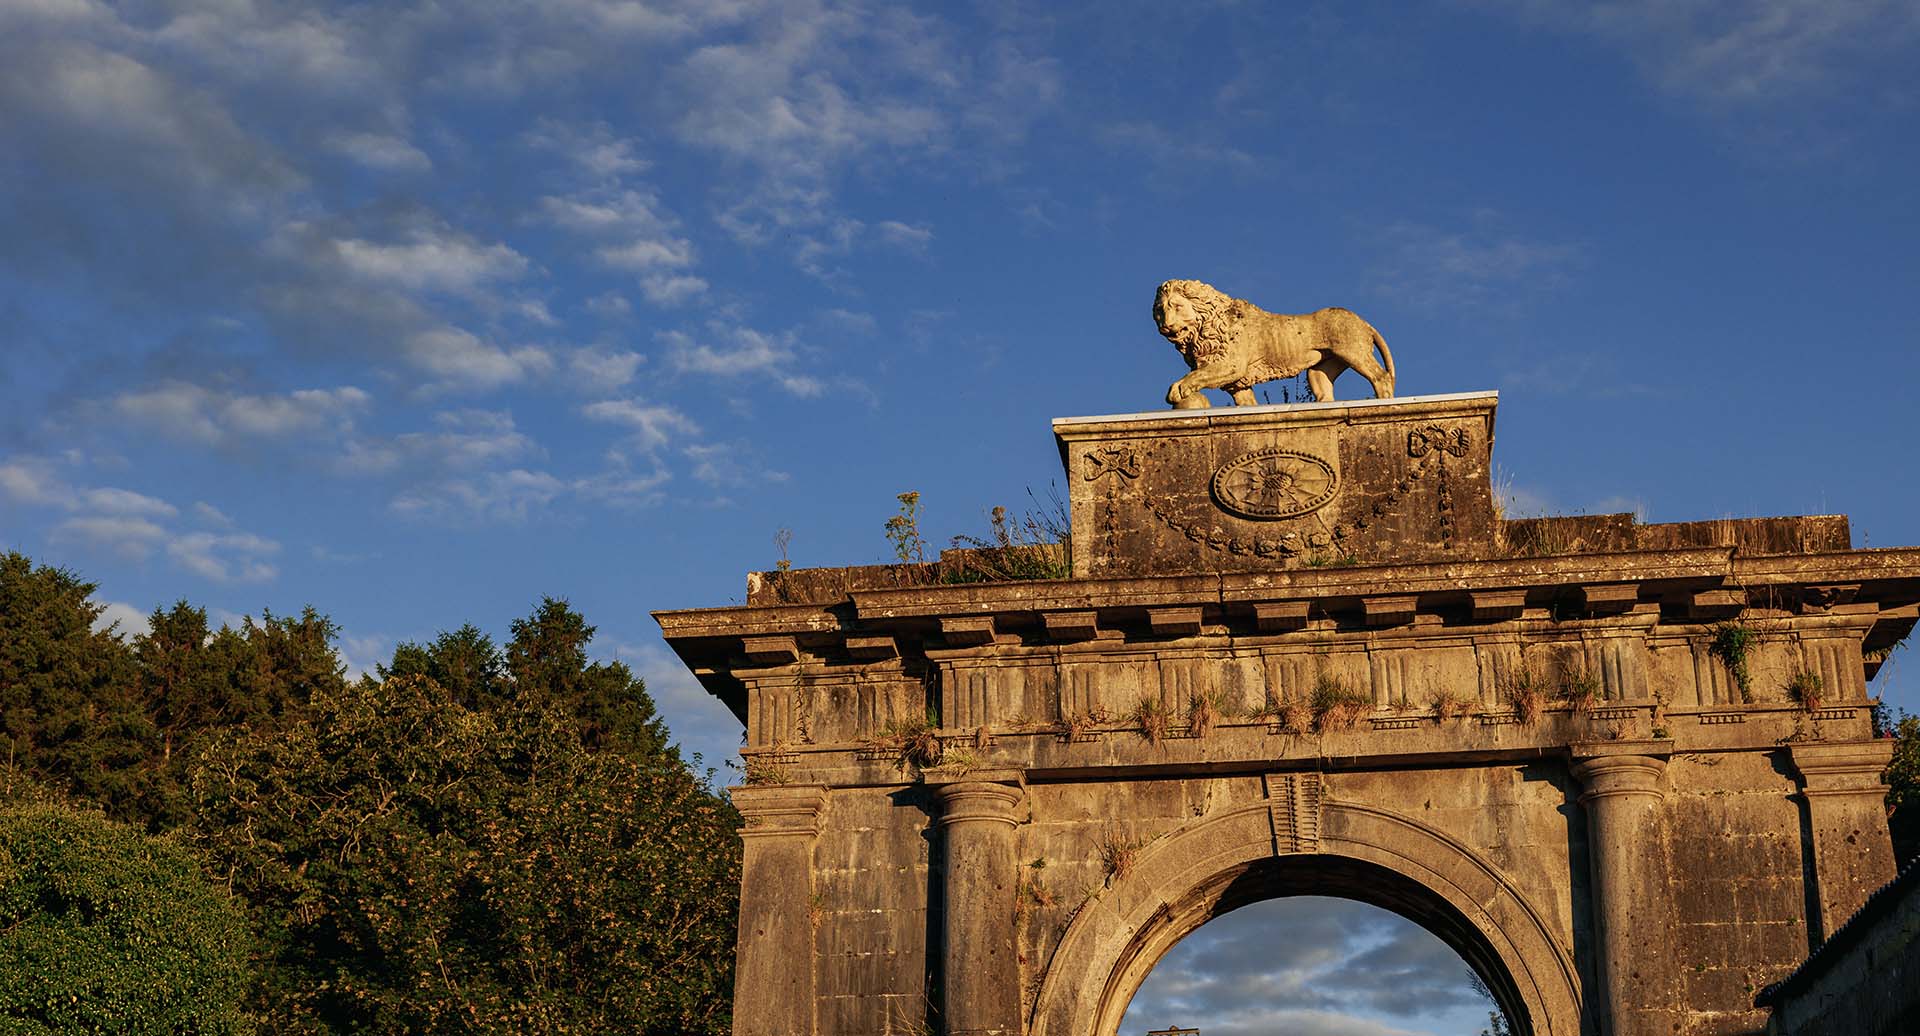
[[1028, 797, 1584, 1036], [662, 393, 1911, 1036]]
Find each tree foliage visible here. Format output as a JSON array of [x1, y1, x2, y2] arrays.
[[0, 784, 255, 1035], [0, 550, 741, 1031], [0, 552, 151, 820], [1882, 708, 1920, 864], [188, 675, 739, 1033]]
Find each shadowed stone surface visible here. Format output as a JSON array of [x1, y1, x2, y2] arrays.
[[658, 394, 1911, 1036]]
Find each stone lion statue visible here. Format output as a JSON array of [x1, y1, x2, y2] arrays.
[[1154, 279, 1396, 408]]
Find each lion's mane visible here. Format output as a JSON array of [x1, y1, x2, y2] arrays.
[[1154, 279, 1248, 364]]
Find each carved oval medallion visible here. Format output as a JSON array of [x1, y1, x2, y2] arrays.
[[1211, 447, 1338, 521]]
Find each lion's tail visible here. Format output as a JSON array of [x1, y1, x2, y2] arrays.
[[1371, 324, 1396, 398]]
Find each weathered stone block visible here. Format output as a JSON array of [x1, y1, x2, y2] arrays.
[[1056, 393, 1498, 577]]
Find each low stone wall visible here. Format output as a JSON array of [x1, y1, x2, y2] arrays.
[[1758, 860, 1920, 1036]]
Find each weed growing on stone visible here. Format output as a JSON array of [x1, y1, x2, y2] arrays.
[[742, 756, 793, 785], [1098, 827, 1146, 885], [884, 491, 928, 563], [1281, 697, 1314, 734], [1250, 693, 1309, 734], [939, 747, 983, 776], [1186, 693, 1218, 738], [1555, 663, 1600, 713], [1786, 669, 1824, 712], [1709, 622, 1759, 702], [1056, 706, 1108, 741], [1016, 859, 1057, 920], [1305, 551, 1360, 568], [1497, 663, 1545, 724], [1131, 696, 1173, 746], [1186, 691, 1235, 738], [868, 707, 943, 770], [1311, 672, 1371, 731], [945, 486, 1073, 583], [1430, 690, 1474, 722]]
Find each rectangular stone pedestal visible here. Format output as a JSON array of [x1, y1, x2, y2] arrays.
[[1055, 392, 1498, 578]]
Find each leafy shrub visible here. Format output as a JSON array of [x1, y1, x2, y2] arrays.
[[187, 675, 740, 1034], [1709, 622, 1759, 701], [0, 796, 255, 1035]]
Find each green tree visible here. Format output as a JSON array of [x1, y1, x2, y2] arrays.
[[131, 602, 347, 831], [189, 674, 740, 1034], [378, 622, 508, 710], [0, 779, 255, 1035], [1882, 709, 1920, 864], [0, 552, 151, 820], [506, 597, 674, 760]]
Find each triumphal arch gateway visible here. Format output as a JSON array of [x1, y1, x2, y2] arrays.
[[659, 387, 1913, 1036]]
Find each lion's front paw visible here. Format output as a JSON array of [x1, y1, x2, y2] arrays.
[[1169, 387, 1211, 410]]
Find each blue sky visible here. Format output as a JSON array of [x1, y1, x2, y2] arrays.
[[3, 2, 1917, 1031]]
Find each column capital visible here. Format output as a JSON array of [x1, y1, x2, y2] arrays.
[[1569, 740, 1672, 802], [1789, 740, 1895, 797], [930, 775, 1025, 828], [730, 784, 830, 839]]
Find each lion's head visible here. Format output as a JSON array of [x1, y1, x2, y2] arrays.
[[1153, 279, 1244, 363]]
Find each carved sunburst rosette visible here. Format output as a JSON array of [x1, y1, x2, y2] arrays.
[[1210, 447, 1338, 521]]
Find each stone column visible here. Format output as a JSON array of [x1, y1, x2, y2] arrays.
[[1788, 740, 1897, 940], [1570, 741, 1676, 1036], [931, 773, 1026, 1036], [731, 784, 830, 1036]]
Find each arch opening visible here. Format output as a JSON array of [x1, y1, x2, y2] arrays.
[[1115, 857, 1524, 1036], [1028, 799, 1581, 1036]]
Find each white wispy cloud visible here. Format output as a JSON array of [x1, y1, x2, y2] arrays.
[[662, 325, 823, 397], [338, 409, 541, 475], [4, 456, 281, 584], [106, 381, 372, 446], [91, 600, 153, 639], [167, 530, 280, 583], [1474, 0, 1920, 105], [403, 327, 554, 390], [523, 118, 652, 177], [566, 347, 646, 390], [327, 225, 531, 295], [391, 468, 568, 523], [53, 515, 171, 560], [873, 220, 934, 252], [581, 398, 701, 451], [325, 130, 433, 172], [684, 442, 790, 488], [1372, 215, 1581, 310], [78, 487, 177, 518], [640, 274, 709, 306]]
